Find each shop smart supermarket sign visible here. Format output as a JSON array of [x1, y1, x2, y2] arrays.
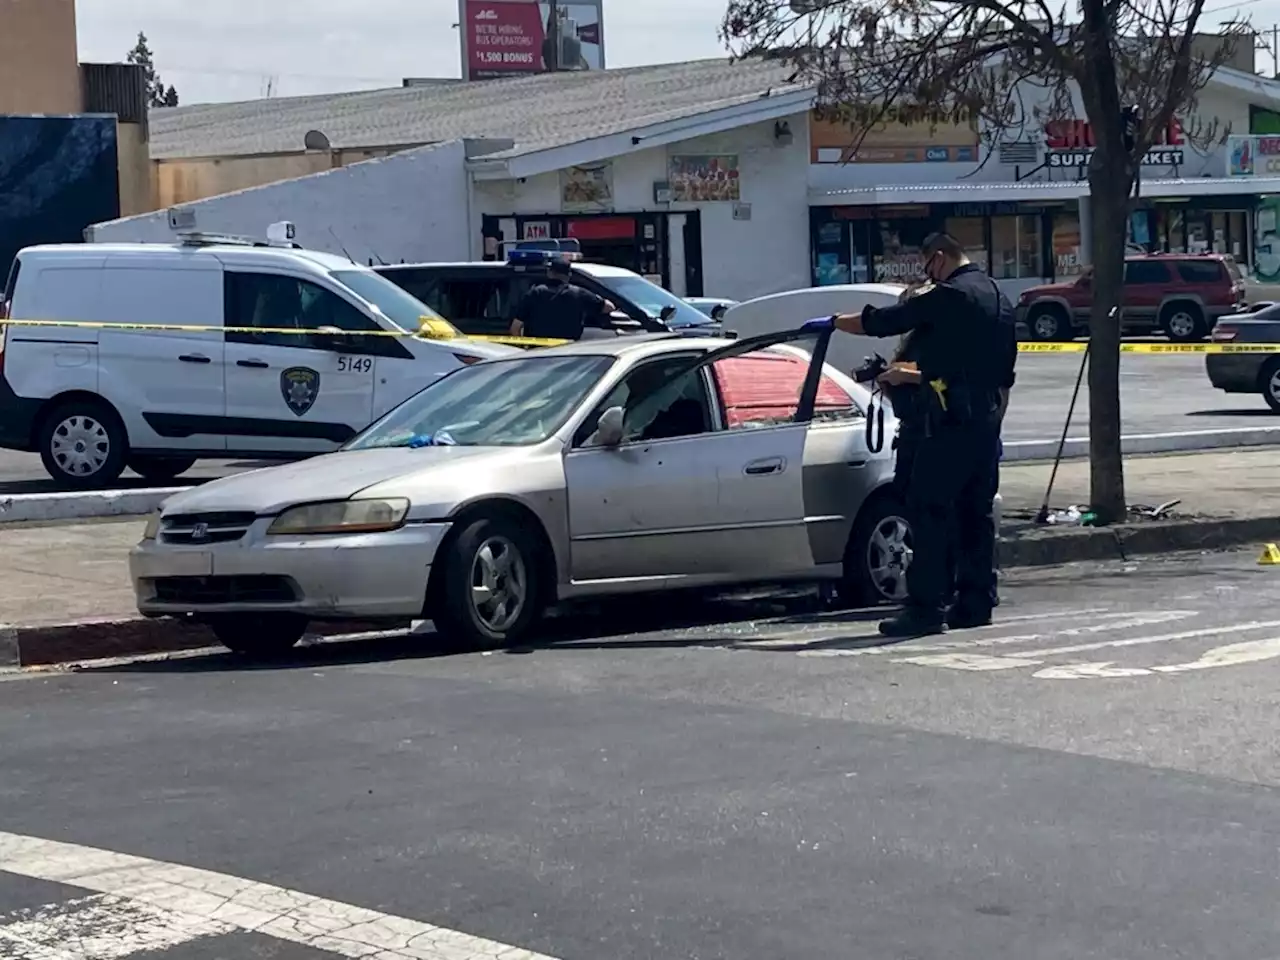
[[1043, 117, 1185, 168]]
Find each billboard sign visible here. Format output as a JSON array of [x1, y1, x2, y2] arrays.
[[461, 0, 604, 81]]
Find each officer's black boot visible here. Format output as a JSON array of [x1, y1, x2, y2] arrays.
[[878, 606, 946, 639], [945, 603, 992, 630]]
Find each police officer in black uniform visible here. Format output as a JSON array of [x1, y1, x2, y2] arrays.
[[510, 257, 616, 341], [835, 232, 1016, 638]]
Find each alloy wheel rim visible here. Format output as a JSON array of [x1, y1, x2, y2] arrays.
[[1034, 314, 1059, 339], [1269, 369, 1280, 403], [867, 515, 912, 601], [469, 536, 528, 633], [1168, 312, 1196, 338], [50, 415, 110, 477]]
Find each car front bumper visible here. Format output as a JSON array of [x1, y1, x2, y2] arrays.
[[130, 521, 453, 620]]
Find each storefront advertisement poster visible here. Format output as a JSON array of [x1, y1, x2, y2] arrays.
[[560, 162, 613, 213], [668, 155, 740, 202], [1255, 197, 1280, 282], [1226, 134, 1280, 177], [463, 0, 603, 80]]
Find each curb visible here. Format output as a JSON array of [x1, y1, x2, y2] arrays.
[[999, 514, 1280, 567], [6, 516, 1279, 668], [0, 617, 411, 668], [1002, 426, 1280, 462], [0, 488, 185, 524]]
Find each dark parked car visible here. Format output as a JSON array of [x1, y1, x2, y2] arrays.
[[374, 254, 720, 342], [1206, 304, 1280, 412]]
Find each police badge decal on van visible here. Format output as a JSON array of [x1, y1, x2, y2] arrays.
[[280, 367, 320, 416]]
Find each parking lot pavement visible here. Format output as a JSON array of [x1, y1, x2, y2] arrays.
[[3, 548, 1280, 959], [0, 352, 1273, 494]]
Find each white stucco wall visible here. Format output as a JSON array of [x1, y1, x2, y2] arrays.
[[89, 141, 472, 265], [473, 115, 812, 301]]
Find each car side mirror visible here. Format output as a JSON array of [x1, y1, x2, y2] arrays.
[[710, 304, 728, 321], [660, 305, 677, 322], [591, 406, 625, 447]]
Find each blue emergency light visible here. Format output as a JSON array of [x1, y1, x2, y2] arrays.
[[504, 238, 583, 266]]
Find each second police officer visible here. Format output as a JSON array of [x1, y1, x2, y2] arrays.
[[509, 255, 618, 342], [832, 232, 1017, 638]]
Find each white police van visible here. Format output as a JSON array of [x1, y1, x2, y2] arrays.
[[0, 223, 515, 488]]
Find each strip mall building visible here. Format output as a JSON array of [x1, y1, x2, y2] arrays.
[[92, 54, 1280, 299]]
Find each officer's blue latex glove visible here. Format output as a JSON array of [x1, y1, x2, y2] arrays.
[[801, 315, 836, 331]]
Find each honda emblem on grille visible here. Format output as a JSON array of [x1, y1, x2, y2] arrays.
[[190, 522, 210, 542]]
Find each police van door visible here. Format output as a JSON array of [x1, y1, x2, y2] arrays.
[[222, 272, 377, 454]]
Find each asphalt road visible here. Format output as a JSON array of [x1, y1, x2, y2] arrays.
[[3, 548, 1280, 959], [0, 352, 1274, 492]]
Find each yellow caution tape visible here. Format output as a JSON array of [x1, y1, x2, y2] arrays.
[[1018, 342, 1280, 354], [0, 318, 569, 349]]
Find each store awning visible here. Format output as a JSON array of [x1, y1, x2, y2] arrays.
[[808, 176, 1280, 206]]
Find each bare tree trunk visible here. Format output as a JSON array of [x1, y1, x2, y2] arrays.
[[1086, 169, 1129, 523]]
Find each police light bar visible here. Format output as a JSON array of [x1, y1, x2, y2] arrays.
[[503, 238, 583, 265]]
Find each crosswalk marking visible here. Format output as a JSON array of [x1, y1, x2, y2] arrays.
[[0, 831, 558, 960], [696, 605, 1280, 681], [0, 894, 231, 959]]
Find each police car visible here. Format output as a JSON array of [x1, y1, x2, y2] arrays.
[[0, 224, 516, 489], [375, 241, 721, 342]]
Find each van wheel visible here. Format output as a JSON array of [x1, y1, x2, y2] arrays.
[[1026, 304, 1071, 342], [38, 399, 128, 489], [431, 516, 545, 650], [128, 455, 197, 484], [839, 494, 912, 607]]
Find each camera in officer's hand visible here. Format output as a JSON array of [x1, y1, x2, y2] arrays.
[[852, 353, 889, 384]]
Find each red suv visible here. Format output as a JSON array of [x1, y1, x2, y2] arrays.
[[1015, 254, 1247, 342]]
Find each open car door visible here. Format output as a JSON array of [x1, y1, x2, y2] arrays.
[[562, 325, 837, 586]]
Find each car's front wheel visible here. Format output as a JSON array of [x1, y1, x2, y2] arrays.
[[208, 613, 309, 657], [1260, 357, 1280, 413], [840, 495, 912, 606], [432, 516, 545, 649]]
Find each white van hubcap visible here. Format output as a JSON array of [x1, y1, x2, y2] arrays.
[[51, 416, 110, 477]]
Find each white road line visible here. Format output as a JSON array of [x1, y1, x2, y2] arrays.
[[0, 894, 232, 959], [0, 831, 558, 960], [897, 620, 1280, 672], [792, 610, 1198, 658]]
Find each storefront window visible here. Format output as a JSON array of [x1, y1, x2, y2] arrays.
[[813, 220, 850, 286], [944, 217, 987, 272], [874, 216, 933, 283], [1229, 211, 1248, 261], [1186, 214, 1210, 254], [1052, 216, 1083, 278], [991, 215, 1042, 279], [1163, 210, 1186, 252]]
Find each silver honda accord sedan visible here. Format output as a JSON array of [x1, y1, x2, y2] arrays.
[[131, 327, 919, 655]]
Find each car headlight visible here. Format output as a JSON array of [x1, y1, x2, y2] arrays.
[[141, 512, 161, 541], [267, 498, 410, 536]]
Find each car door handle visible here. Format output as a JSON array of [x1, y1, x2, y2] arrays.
[[178, 354, 211, 364], [744, 456, 786, 476], [236, 359, 269, 369]]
